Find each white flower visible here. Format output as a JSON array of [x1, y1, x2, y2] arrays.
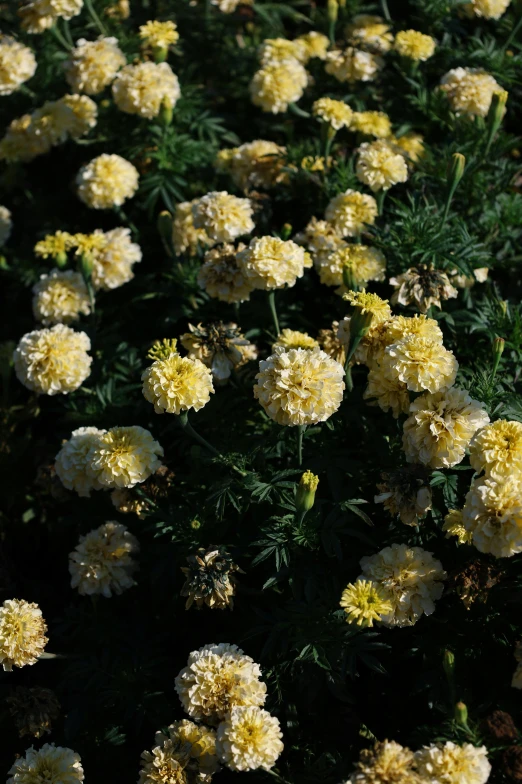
[[87, 426, 164, 489], [13, 325, 92, 395], [0, 36, 37, 95], [7, 743, 84, 784], [55, 426, 106, 497], [414, 742, 491, 784], [216, 706, 283, 771], [69, 521, 139, 597], [112, 62, 181, 119]]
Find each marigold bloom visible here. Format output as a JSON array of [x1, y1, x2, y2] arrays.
[[181, 322, 256, 383], [345, 15, 393, 53], [359, 543, 446, 627], [181, 546, 242, 610], [152, 720, 219, 780], [198, 243, 253, 303], [312, 97, 353, 130], [14, 325, 92, 396], [172, 199, 215, 255], [18, 0, 83, 33], [375, 466, 432, 527], [64, 37, 126, 95], [175, 643, 267, 724], [192, 191, 254, 243], [0, 205, 12, 246], [392, 132, 425, 163], [32, 271, 90, 326], [364, 367, 410, 418], [297, 31, 330, 61], [216, 140, 287, 191], [69, 521, 139, 597], [414, 742, 491, 784], [402, 388, 489, 468], [87, 426, 164, 489], [464, 0, 511, 17], [325, 190, 378, 237], [382, 334, 458, 393], [237, 236, 312, 290], [349, 740, 421, 784], [139, 20, 179, 49], [250, 59, 308, 113], [34, 231, 75, 260], [112, 62, 181, 119], [345, 290, 392, 324], [0, 599, 48, 672], [469, 420, 522, 480], [295, 217, 345, 262], [273, 329, 318, 351], [390, 265, 458, 313], [76, 154, 139, 209], [325, 47, 383, 83], [350, 111, 392, 138], [212, 0, 251, 12], [142, 351, 214, 413], [440, 67, 504, 118], [55, 426, 106, 497], [89, 227, 142, 290], [356, 139, 409, 191], [216, 706, 283, 772], [258, 38, 308, 65], [340, 580, 393, 627], [0, 36, 37, 95], [139, 746, 187, 784], [316, 244, 386, 291], [394, 30, 436, 61], [462, 476, 522, 558], [7, 743, 84, 784], [443, 509, 473, 545]]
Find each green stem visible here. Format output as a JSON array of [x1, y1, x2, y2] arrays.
[[297, 425, 305, 467], [328, 16, 336, 44], [345, 363, 353, 392], [323, 128, 336, 164], [345, 335, 363, 370], [380, 0, 391, 22], [268, 290, 280, 336], [441, 185, 457, 227], [502, 13, 522, 52], [490, 353, 502, 384], [62, 19, 74, 46], [178, 412, 248, 476], [49, 23, 72, 51], [288, 103, 311, 119], [115, 206, 139, 237], [376, 190, 387, 216], [84, 0, 108, 35]]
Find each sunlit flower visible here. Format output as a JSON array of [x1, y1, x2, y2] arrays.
[[192, 192, 255, 243], [349, 740, 421, 784], [375, 466, 432, 527], [237, 236, 312, 290], [216, 140, 287, 191], [462, 476, 522, 558], [76, 154, 139, 209], [87, 426, 164, 489], [0, 36, 37, 95], [180, 322, 257, 382], [382, 335, 458, 393], [324, 190, 378, 237], [216, 707, 283, 772], [32, 271, 90, 326], [345, 15, 394, 54], [390, 265, 458, 313], [18, 0, 83, 34], [181, 546, 243, 610], [258, 38, 308, 65], [325, 47, 383, 83], [34, 231, 75, 260], [316, 244, 386, 291], [113, 62, 181, 119], [139, 745, 187, 784], [414, 742, 491, 784], [394, 30, 436, 61], [464, 0, 511, 17], [142, 351, 214, 413], [172, 200, 215, 256], [14, 325, 92, 396], [60, 94, 98, 138], [69, 521, 139, 597], [155, 719, 219, 778], [391, 132, 425, 163], [350, 111, 392, 138], [356, 140, 409, 191], [273, 329, 318, 351], [340, 580, 393, 627], [364, 366, 410, 418], [139, 20, 179, 49], [443, 509, 473, 545], [0, 599, 48, 672], [250, 58, 308, 113], [198, 243, 253, 303], [7, 743, 84, 784], [297, 31, 330, 61], [55, 426, 106, 497], [440, 67, 504, 118], [469, 419, 522, 480], [64, 37, 126, 94], [90, 227, 142, 290], [312, 97, 353, 130]]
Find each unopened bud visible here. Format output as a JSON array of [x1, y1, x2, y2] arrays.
[[190, 518, 201, 530], [487, 90, 508, 139], [281, 223, 292, 241], [327, 0, 339, 23], [342, 265, 358, 293], [159, 98, 173, 127], [55, 250, 68, 269], [157, 210, 174, 257], [443, 649, 455, 680], [349, 305, 374, 341], [79, 253, 93, 283], [455, 701, 468, 726], [153, 44, 168, 63], [493, 336, 505, 358], [448, 153, 465, 190], [296, 470, 319, 514]]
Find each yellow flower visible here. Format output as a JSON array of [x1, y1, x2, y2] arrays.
[[254, 347, 345, 426], [469, 420, 522, 480], [382, 334, 458, 393], [364, 366, 410, 418], [391, 132, 425, 163], [344, 290, 392, 323], [87, 426, 164, 489], [198, 243, 253, 303], [258, 38, 309, 65], [324, 190, 378, 237], [172, 199, 215, 256], [296, 31, 330, 61], [350, 111, 392, 138], [273, 329, 318, 351], [175, 643, 267, 724], [71, 232, 107, 259], [76, 154, 139, 210], [440, 67, 504, 118], [414, 742, 491, 784], [7, 743, 84, 783], [464, 0, 511, 17], [237, 236, 312, 290], [112, 62, 181, 119], [250, 58, 308, 114], [312, 97, 353, 130], [402, 388, 490, 468], [69, 521, 139, 597], [216, 140, 287, 191], [142, 353, 214, 414], [18, 0, 83, 33], [356, 139, 409, 191], [216, 706, 283, 771], [55, 426, 107, 497], [462, 476, 522, 558], [340, 580, 393, 627], [324, 47, 383, 83], [64, 37, 126, 95], [316, 244, 386, 291], [300, 155, 330, 171], [32, 271, 90, 326], [443, 509, 473, 545], [139, 20, 180, 49], [0, 36, 37, 96], [345, 15, 394, 53], [383, 314, 443, 346], [192, 191, 255, 243], [34, 231, 75, 260], [351, 740, 422, 784], [13, 325, 92, 396], [394, 30, 436, 61], [0, 599, 48, 672]]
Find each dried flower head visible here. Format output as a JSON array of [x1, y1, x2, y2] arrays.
[[181, 322, 257, 383], [0, 599, 48, 671], [0, 36, 37, 96], [216, 706, 283, 772], [394, 30, 436, 61], [318, 321, 347, 365], [325, 190, 378, 237], [414, 742, 491, 784], [440, 67, 504, 118], [69, 521, 139, 597], [390, 265, 458, 313], [7, 687, 60, 739], [64, 37, 126, 95], [237, 236, 312, 290], [447, 558, 503, 609], [76, 154, 139, 210], [340, 580, 393, 627], [181, 546, 243, 610], [356, 140, 409, 192], [192, 192, 255, 243], [375, 466, 432, 526], [87, 425, 164, 489], [325, 47, 383, 83], [250, 58, 308, 114], [14, 325, 92, 396], [7, 743, 84, 784], [112, 62, 181, 119], [481, 710, 518, 742], [198, 243, 253, 304]]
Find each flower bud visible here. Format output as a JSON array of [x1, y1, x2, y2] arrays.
[[448, 153, 465, 190], [190, 518, 201, 530], [296, 470, 319, 514], [327, 0, 339, 23], [157, 210, 174, 257], [153, 45, 168, 63], [159, 98, 173, 127], [79, 253, 93, 283], [281, 223, 293, 241], [349, 304, 374, 342], [487, 90, 508, 139], [455, 701, 469, 726], [55, 250, 68, 269], [443, 649, 455, 680], [493, 336, 505, 359]]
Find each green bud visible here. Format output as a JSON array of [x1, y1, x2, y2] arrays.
[[79, 253, 93, 283], [153, 44, 168, 63], [281, 223, 292, 241], [487, 90, 508, 138], [296, 470, 319, 514], [443, 649, 455, 680], [448, 153, 465, 190], [327, 0, 338, 23], [159, 98, 173, 127], [190, 518, 201, 530], [349, 306, 373, 342], [157, 210, 174, 257], [455, 701, 468, 726], [55, 250, 68, 269], [493, 336, 505, 359]]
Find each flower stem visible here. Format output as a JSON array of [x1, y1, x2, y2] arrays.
[[297, 425, 305, 466], [49, 23, 72, 51], [84, 0, 108, 35], [345, 363, 353, 392], [502, 13, 522, 52], [376, 189, 387, 216], [178, 411, 248, 477], [380, 0, 391, 22], [268, 290, 280, 336]]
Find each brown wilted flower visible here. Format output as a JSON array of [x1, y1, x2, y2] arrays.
[[481, 710, 518, 742], [389, 265, 458, 313], [446, 558, 504, 609], [318, 321, 346, 365], [180, 322, 257, 383], [501, 746, 522, 782], [7, 686, 61, 738], [181, 546, 243, 610], [375, 466, 432, 527]]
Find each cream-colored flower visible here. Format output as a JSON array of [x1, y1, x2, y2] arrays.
[[7, 743, 84, 784], [142, 351, 214, 413], [316, 244, 386, 291], [340, 580, 393, 628], [350, 111, 392, 138], [357, 313, 442, 369], [250, 58, 308, 113], [64, 37, 126, 95], [59, 94, 98, 138], [273, 329, 318, 351], [382, 334, 458, 393], [216, 140, 287, 191], [402, 388, 489, 469], [55, 426, 106, 497], [69, 521, 139, 597], [139, 20, 180, 49], [180, 322, 256, 383], [324, 190, 378, 237], [0, 114, 50, 163], [0, 36, 37, 95], [359, 544, 446, 627], [32, 271, 90, 326], [192, 191, 254, 243], [364, 366, 410, 418], [345, 15, 394, 54], [356, 140, 409, 191], [0, 599, 48, 672], [349, 740, 422, 784], [443, 509, 473, 545], [312, 97, 353, 130], [294, 217, 345, 262], [318, 321, 347, 365], [254, 347, 345, 426], [198, 243, 253, 303], [375, 466, 432, 527], [469, 420, 522, 480], [90, 227, 142, 290], [155, 719, 219, 777], [112, 62, 181, 119], [297, 31, 330, 61], [175, 643, 267, 724], [464, 0, 511, 17], [172, 200, 215, 256], [139, 745, 187, 784], [390, 265, 458, 313], [18, 0, 83, 33], [14, 325, 92, 396], [237, 236, 311, 290], [462, 476, 522, 558], [391, 132, 425, 163], [325, 47, 383, 83], [414, 742, 491, 784], [440, 67, 504, 118], [0, 205, 12, 246], [217, 706, 283, 772], [212, 0, 251, 12], [76, 154, 139, 209], [258, 38, 309, 65], [394, 30, 436, 61], [87, 426, 164, 489]]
